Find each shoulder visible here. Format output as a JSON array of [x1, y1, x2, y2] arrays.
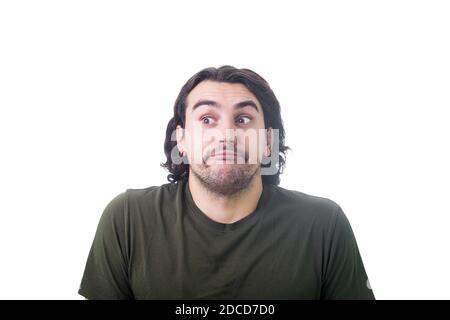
[[263, 184, 345, 235], [125, 182, 181, 207], [100, 182, 178, 219], [125, 182, 179, 198], [96, 182, 182, 238], [269, 184, 341, 218]]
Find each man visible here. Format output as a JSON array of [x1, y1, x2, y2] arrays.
[[78, 66, 375, 300]]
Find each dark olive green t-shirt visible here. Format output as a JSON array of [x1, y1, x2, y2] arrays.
[[78, 180, 375, 300]]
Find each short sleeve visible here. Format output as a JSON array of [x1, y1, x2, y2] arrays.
[[321, 206, 375, 300], [78, 192, 134, 299]]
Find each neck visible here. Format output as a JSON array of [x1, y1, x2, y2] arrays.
[[188, 171, 263, 224]]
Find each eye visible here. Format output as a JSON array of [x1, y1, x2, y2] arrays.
[[236, 116, 252, 125], [201, 116, 215, 125]]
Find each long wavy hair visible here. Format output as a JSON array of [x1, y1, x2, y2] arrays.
[[161, 65, 290, 185]]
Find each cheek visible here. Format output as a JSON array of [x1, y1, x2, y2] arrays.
[[186, 135, 211, 163], [193, 140, 207, 153], [236, 130, 267, 163], [201, 131, 216, 145]]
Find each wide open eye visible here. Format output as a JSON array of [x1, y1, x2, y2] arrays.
[[236, 115, 252, 125], [200, 116, 215, 125]]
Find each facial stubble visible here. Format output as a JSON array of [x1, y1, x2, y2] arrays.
[[189, 158, 260, 199]]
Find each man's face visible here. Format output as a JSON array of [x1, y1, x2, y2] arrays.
[[176, 80, 271, 197]]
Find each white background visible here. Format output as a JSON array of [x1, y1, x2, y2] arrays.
[[1, 0, 449, 300]]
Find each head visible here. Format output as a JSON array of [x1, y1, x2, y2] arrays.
[[161, 65, 290, 194]]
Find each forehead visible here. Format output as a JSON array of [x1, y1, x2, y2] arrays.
[[186, 80, 261, 111]]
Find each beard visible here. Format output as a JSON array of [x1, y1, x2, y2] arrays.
[[190, 161, 260, 198]]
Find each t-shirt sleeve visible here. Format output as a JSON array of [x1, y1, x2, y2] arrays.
[[321, 206, 375, 300], [78, 192, 134, 300]]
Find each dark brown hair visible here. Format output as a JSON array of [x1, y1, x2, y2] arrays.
[[161, 65, 290, 185]]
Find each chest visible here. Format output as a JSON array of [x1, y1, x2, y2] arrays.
[[128, 227, 322, 299]]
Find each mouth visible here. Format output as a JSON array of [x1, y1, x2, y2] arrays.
[[209, 150, 244, 161], [213, 152, 237, 157]]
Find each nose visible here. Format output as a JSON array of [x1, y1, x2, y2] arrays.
[[215, 117, 239, 146]]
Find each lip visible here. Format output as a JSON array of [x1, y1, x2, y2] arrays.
[[212, 152, 240, 158], [213, 152, 237, 157]]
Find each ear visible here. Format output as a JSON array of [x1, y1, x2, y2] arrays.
[[176, 125, 185, 153], [265, 127, 272, 157]]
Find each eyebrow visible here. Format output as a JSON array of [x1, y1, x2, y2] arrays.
[[191, 99, 260, 113]]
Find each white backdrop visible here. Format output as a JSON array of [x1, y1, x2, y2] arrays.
[[0, 0, 449, 300]]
